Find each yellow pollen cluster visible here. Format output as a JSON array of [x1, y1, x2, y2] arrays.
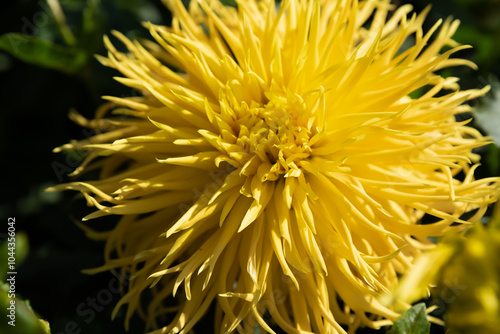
[[213, 89, 318, 182]]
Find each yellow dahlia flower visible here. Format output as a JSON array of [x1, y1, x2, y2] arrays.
[[50, 0, 500, 333]]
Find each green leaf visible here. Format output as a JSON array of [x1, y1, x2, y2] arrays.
[[220, 0, 238, 7], [387, 303, 430, 334], [453, 25, 494, 64], [0, 284, 51, 334], [486, 143, 500, 175], [0, 33, 87, 73], [82, 0, 103, 34], [80, 0, 105, 51]]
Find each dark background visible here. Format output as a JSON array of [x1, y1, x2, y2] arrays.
[[0, 0, 499, 333]]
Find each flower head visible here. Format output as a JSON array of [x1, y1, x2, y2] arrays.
[[51, 0, 499, 333]]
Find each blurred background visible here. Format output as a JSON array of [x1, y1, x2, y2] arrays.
[[0, 0, 499, 333]]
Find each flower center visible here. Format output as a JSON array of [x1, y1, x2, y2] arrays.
[[233, 93, 314, 179]]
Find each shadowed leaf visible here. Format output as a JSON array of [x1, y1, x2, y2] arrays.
[[0, 33, 87, 73], [388, 303, 430, 334]]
